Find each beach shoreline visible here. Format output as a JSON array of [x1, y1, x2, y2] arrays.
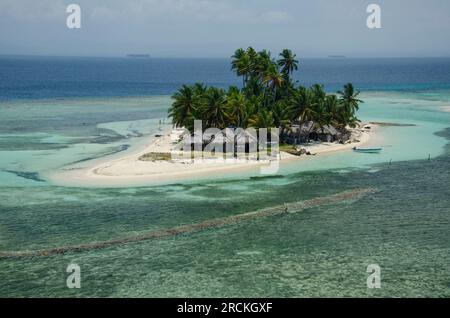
[[45, 123, 379, 188]]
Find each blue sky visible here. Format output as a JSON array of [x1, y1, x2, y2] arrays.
[[1, 0, 449, 57]]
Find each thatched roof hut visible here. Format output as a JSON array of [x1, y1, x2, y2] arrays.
[[286, 122, 344, 144], [315, 125, 338, 136]]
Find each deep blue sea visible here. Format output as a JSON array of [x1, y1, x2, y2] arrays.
[[0, 56, 449, 297], [1, 56, 450, 101]]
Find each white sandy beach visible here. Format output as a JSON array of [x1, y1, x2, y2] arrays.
[[45, 124, 378, 187]]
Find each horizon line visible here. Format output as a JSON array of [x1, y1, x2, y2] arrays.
[[1, 53, 450, 60]]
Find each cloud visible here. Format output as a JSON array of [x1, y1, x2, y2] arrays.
[[0, 0, 66, 21], [259, 11, 292, 24], [0, 0, 292, 25], [1, 0, 449, 57], [137, 0, 291, 24]]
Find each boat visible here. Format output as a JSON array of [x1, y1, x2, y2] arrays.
[[126, 54, 150, 58], [353, 147, 382, 153]]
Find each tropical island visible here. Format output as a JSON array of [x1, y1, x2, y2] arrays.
[[168, 47, 365, 156], [47, 48, 375, 187]]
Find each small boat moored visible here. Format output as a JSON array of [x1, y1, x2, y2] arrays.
[[352, 147, 382, 153]]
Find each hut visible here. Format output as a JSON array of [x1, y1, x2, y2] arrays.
[[285, 122, 314, 144], [285, 122, 346, 144], [311, 125, 339, 142]]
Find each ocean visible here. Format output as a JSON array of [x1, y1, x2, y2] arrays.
[[2, 56, 450, 101], [0, 56, 449, 297]]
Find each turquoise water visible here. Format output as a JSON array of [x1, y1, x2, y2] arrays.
[[0, 90, 449, 297]]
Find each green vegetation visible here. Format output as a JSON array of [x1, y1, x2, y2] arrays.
[[169, 48, 363, 143], [139, 152, 172, 162], [279, 143, 303, 156]]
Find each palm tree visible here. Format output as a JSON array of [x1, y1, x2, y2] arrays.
[[226, 89, 247, 127], [338, 83, 363, 117], [263, 64, 284, 92], [255, 50, 273, 80], [240, 95, 260, 129], [289, 87, 317, 142], [246, 47, 259, 73], [311, 84, 326, 102], [262, 64, 285, 107], [290, 87, 316, 122], [310, 84, 327, 127], [192, 82, 207, 97], [272, 101, 291, 135], [248, 109, 274, 129], [204, 87, 228, 129], [278, 49, 299, 76], [237, 55, 252, 87], [231, 49, 250, 87], [169, 85, 196, 128], [231, 48, 245, 73], [312, 98, 328, 130], [323, 94, 340, 127]]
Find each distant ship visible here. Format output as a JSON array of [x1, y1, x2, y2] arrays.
[[126, 54, 150, 58]]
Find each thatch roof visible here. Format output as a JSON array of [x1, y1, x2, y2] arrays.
[[289, 122, 314, 135], [315, 125, 338, 136]]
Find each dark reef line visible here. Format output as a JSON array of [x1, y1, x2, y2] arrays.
[[0, 188, 376, 259]]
